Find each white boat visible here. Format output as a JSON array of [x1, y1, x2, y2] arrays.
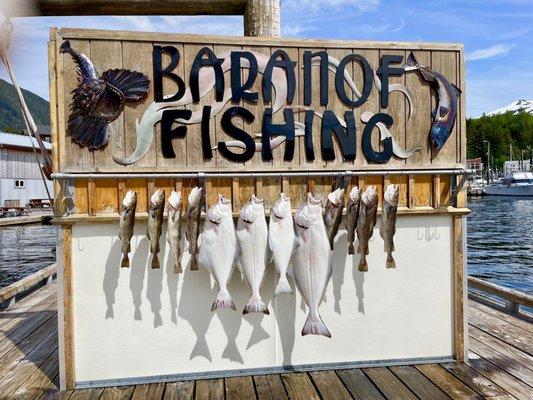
[[484, 171, 533, 196]]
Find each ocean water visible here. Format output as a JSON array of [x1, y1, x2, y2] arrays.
[[0, 197, 532, 293]]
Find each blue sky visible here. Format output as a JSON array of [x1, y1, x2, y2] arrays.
[[1, 0, 531, 117]]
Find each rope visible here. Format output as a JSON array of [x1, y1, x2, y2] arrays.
[[0, 15, 53, 203]]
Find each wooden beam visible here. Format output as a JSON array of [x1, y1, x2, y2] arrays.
[[468, 276, 533, 309], [0, 264, 56, 306], [3, 0, 248, 16], [60, 225, 75, 389], [453, 215, 466, 362], [244, 0, 280, 37]]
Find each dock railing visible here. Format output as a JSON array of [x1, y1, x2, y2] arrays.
[[0, 264, 56, 309], [468, 276, 533, 316]]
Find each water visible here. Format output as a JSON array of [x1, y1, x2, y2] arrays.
[[467, 196, 533, 294], [0, 198, 531, 293], [0, 224, 57, 289]]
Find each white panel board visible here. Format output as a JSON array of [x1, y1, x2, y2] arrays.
[[70, 215, 453, 383]]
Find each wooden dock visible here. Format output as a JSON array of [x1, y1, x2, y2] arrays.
[[0, 282, 531, 400]]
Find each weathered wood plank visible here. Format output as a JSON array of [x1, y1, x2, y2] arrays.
[[280, 373, 320, 400], [415, 364, 481, 400], [14, 348, 60, 400], [469, 299, 533, 332], [254, 374, 288, 400], [68, 388, 105, 400], [100, 385, 136, 400], [309, 370, 352, 400], [363, 367, 417, 400], [131, 383, 165, 400], [225, 376, 256, 400], [453, 214, 465, 362], [336, 369, 385, 400], [195, 379, 224, 400], [441, 362, 509, 399], [163, 381, 195, 400], [389, 365, 450, 400]]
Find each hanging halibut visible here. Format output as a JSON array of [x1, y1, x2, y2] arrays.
[[186, 186, 203, 271], [236, 194, 270, 314], [380, 184, 399, 268], [268, 193, 295, 296], [199, 195, 239, 311], [292, 193, 332, 337], [356, 186, 378, 272], [345, 187, 361, 255], [167, 191, 183, 274], [118, 190, 137, 268], [147, 189, 165, 269], [324, 187, 345, 250]]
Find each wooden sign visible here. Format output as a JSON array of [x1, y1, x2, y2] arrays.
[[51, 29, 465, 174]]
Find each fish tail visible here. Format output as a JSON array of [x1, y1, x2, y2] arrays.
[[301, 313, 331, 338], [59, 40, 73, 54], [190, 257, 199, 271], [120, 254, 130, 268], [173, 261, 183, 274], [211, 289, 236, 312], [386, 254, 396, 269], [243, 297, 270, 315], [274, 275, 293, 297], [358, 257, 368, 272], [151, 255, 160, 269], [348, 242, 355, 255]]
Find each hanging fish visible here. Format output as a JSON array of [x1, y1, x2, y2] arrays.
[[324, 187, 345, 250], [118, 190, 137, 268], [167, 191, 183, 274], [380, 184, 399, 268], [185, 186, 203, 271], [345, 186, 361, 255], [60, 40, 150, 150], [356, 186, 378, 272], [198, 195, 239, 311], [147, 189, 165, 269], [292, 193, 332, 337], [236, 194, 270, 314], [404, 51, 461, 150], [269, 193, 295, 296]]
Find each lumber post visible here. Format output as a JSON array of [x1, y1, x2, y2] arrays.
[[244, 0, 280, 37]]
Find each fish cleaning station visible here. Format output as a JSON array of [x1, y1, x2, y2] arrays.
[[45, 0, 469, 391]]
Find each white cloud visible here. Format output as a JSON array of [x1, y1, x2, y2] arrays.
[[497, 27, 530, 40], [467, 44, 513, 61], [282, 0, 380, 14]]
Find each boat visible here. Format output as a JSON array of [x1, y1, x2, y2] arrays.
[[484, 171, 533, 196]]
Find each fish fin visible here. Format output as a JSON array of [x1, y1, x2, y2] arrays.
[[386, 254, 396, 269], [348, 242, 355, 255], [301, 313, 331, 338], [190, 257, 199, 271], [439, 106, 449, 118], [120, 254, 130, 268], [452, 83, 462, 96], [67, 112, 109, 150], [405, 51, 418, 68], [274, 275, 293, 296], [211, 289, 235, 311], [243, 297, 269, 315], [358, 257, 368, 272], [174, 262, 183, 274], [102, 68, 150, 101], [151, 255, 160, 269]]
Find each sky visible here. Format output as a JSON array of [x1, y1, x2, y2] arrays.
[[0, 0, 532, 117]]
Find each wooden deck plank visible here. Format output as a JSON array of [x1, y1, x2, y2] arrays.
[[253, 374, 288, 400], [13, 348, 60, 400], [225, 376, 256, 400], [195, 379, 224, 400], [100, 385, 136, 400], [68, 388, 105, 400], [363, 367, 418, 400], [389, 365, 451, 400], [309, 370, 352, 400], [415, 364, 482, 400], [163, 381, 195, 400], [280, 373, 320, 400], [131, 383, 165, 400], [469, 299, 533, 335], [336, 369, 386, 400], [467, 351, 533, 400]]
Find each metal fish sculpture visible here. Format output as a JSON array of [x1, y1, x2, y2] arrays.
[[185, 186, 203, 271], [404, 51, 461, 150], [380, 184, 399, 269], [269, 193, 295, 296], [147, 189, 165, 269], [198, 194, 239, 311], [60, 40, 150, 150], [236, 194, 270, 314], [292, 193, 332, 337], [345, 186, 361, 255], [118, 190, 137, 268], [324, 187, 345, 250], [356, 186, 378, 272], [167, 191, 183, 274]]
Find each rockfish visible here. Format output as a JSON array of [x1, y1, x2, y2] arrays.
[[380, 184, 399, 268], [268, 193, 295, 296], [147, 189, 165, 269], [345, 186, 361, 255], [198, 195, 239, 311], [324, 187, 345, 250], [186, 186, 203, 271], [167, 191, 183, 274], [292, 193, 332, 337], [118, 190, 137, 268], [236, 194, 270, 314], [356, 186, 378, 272]]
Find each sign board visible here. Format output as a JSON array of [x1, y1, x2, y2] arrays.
[[52, 29, 465, 174]]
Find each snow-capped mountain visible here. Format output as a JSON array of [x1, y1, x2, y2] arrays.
[[486, 100, 533, 116]]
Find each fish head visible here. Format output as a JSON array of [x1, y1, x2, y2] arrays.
[[362, 186, 378, 207], [240, 194, 265, 224], [122, 190, 137, 208], [208, 195, 231, 224], [188, 187, 203, 207], [430, 119, 452, 150], [271, 193, 292, 219], [168, 191, 182, 210], [150, 189, 165, 207], [384, 184, 399, 206], [295, 193, 323, 228], [327, 188, 345, 207], [349, 186, 361, 203]]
